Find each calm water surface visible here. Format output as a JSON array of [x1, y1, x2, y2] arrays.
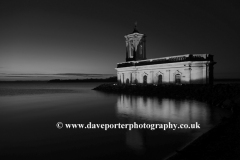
[[0, 82, 231, 159]]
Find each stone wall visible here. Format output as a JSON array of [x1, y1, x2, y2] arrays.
[[116, 61, 212, 84]]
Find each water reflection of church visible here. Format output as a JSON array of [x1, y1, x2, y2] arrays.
[[116, 24, 216, 85], [116, 95, 210, 124]]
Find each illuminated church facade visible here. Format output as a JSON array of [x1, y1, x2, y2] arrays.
[[116, 25, 216, 85]]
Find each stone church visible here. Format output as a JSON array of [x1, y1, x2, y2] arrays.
[[116, 25, 216, 85]]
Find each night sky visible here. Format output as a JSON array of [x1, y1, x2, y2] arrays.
[[0, 0, 240, 80]]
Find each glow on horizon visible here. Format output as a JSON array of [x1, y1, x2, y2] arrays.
[[1, 1, 240, 80], [0, 73, 116, 81]]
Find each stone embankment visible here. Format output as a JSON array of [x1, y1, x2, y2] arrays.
[[94, 83, 240, 108], [94, 83, 240, 159]]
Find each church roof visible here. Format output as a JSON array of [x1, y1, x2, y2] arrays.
[[117, 54, 214, 68]]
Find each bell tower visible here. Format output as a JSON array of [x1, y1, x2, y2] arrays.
[[124, 23, 146, 62]]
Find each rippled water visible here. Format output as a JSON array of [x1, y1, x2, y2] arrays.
[[0, 82, 231, 159]]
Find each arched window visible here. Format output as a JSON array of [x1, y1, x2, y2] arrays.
[[126, 78, 130, 84], [119, 76, 121, 84], [143, 75, 147, 85], [129, 40, 133, 58], [158, 74, 162, 84], [140, 45, 142, 55], [175, 74, 181, 84], [129, 46, 132, 58], [130, 73, 132, 83]]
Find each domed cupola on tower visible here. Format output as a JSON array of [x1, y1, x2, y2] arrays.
[[124, 23, 146, 62]]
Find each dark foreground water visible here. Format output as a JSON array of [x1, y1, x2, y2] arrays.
[[0, 82, 231, 159]]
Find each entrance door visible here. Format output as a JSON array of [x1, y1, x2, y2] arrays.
[[143, 75, 147, 84], [158, 74, 162, 84], [130, 73, 132, 83], [175, 74, 181, 84], [126, 78, 130, 84]]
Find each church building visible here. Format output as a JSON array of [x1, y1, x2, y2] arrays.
[[116, 24, 216, 85]]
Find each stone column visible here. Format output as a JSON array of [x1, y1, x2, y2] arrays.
[[189, 68, 192, 84], [206, 64, 209, 84], [125, 40, 129, 60], [150, 71, 154, 84], [166, 70, 171, 84], [135, 72, 138, 84]]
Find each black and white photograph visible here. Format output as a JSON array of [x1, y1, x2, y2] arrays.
[[1, 0, 240, 159]]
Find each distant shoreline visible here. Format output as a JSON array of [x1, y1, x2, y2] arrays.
[[0, 78, 240, 83], [48, 76, 117, 82], [0, 76, 118, 83]]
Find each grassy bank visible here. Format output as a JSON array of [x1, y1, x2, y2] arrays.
[[93, 83, 240, 159]]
